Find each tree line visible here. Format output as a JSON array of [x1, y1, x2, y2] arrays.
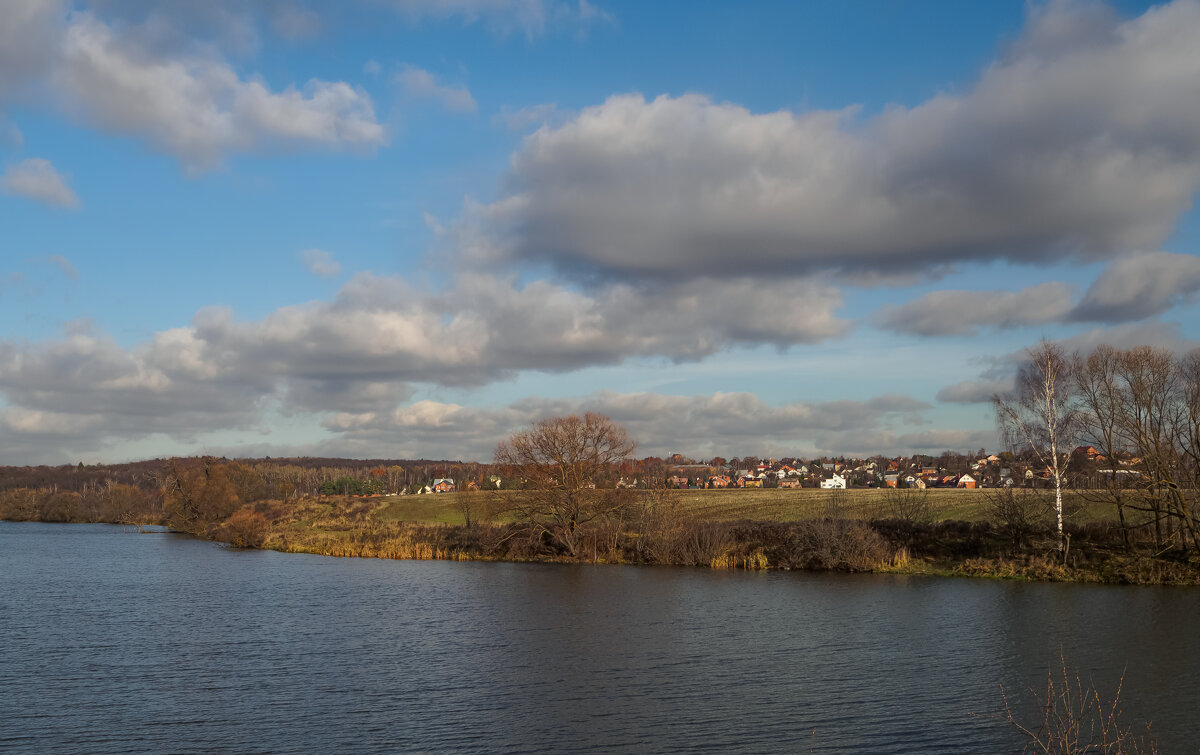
[[996, 342, 1200, 554]]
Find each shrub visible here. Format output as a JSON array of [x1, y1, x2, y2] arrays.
[[217, 508, 270, 548]]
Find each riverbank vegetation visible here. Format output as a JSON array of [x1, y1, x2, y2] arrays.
[[4, 479, 1197, 584], [4, 337, 1199, 585]]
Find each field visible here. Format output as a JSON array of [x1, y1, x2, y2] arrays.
[[374, 487, 1121, 527], [224, 486, 1195, 584]]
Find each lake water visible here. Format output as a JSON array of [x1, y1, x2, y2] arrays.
[[1, 521, 1197, 753]]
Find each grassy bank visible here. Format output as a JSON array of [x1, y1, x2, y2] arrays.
[[5, 483, 1194, 583], [376, 487, 1131, 526], [202, 488, 1200, 585]]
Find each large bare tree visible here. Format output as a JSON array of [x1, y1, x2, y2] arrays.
[[494, 413, 637, 557], [995, 341, 1079, 551], [1115, 346, 1199, 552], [1074, 345, 1134, 548]]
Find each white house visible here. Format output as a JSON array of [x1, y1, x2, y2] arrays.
[[820, 474, 847, 489]]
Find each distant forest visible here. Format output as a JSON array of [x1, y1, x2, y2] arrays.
[[0, 457, 474, 497]]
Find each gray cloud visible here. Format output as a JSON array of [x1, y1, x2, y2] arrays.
[[301, 248, 341, 277], [378, 0, 610, 39], [813, 427, 999, 458], [396, 65, 477, 113], [492, 103, 568, 132], [2, 158, 80, 208], [876, 282, 1075, 336], [934, 323, 1200, 404], [936, 378, 1015, 405], [0, 272, 849, 459], [268, 2, 322, 39], [1071, 251, 1200, 322], [0, 326, 268, 462], [463, 1, 1200, 282], [317, 389, 936, 461], [44, 254, 79, 280], [0, 0, 61, 99]]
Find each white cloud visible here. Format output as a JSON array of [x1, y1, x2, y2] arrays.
[[395, 66, 477, 113], [301, 248, 341, 277], [0, 7, 385, 171], [466, 1, 1200, 282], [57, 13, 385, 170], [2, 158, 80, 208]]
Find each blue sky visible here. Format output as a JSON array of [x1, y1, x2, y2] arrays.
[[2, 0, 1200, 464]]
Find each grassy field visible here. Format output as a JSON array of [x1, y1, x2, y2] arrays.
[[229, 486, 1193, 584], [371, 487, 1123, 527]]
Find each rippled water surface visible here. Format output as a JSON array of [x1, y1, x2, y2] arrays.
[[2, 522, 1198, 753]]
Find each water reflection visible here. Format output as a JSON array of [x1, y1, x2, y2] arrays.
[[1, 522, 1196, 753]]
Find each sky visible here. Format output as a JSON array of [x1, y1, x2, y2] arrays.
[[2, 0, 1200, 465]]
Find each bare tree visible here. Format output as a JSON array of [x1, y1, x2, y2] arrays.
[[1180, 350, 1200, 508], [1116, 347, 1199, 552], [995, 341, 1079, 552], [494, 413, 637, 557], [882, 484, 931, 523], [985, 486, 1049, 549], [1074, 345, 1135, 549], [998, 654, 1157, 753]]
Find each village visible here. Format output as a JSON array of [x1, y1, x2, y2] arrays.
[[401, 446, 1135, 495]]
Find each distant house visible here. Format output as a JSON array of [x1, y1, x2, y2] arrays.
[[778, 478, 801, 489], [820, 474, 846, 490], [432, 478, 456, 493], [709, 475, 731, 489], [884, 473, 899, 488], [957, 474, 977, 489], [741, 476, 763, 489]]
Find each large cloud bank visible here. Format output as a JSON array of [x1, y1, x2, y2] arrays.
[[471, 1, 1200, 281]]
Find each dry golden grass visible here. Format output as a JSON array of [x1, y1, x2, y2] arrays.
[[361, 487, 1125, 527], [231, 489, 1196, 583]]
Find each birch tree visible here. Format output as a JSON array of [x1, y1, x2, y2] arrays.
[[994, 341, 1079, 552]]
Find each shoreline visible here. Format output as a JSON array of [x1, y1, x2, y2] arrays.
[[6, 488, 1199, 586], [14, 515, 1197, 587]]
